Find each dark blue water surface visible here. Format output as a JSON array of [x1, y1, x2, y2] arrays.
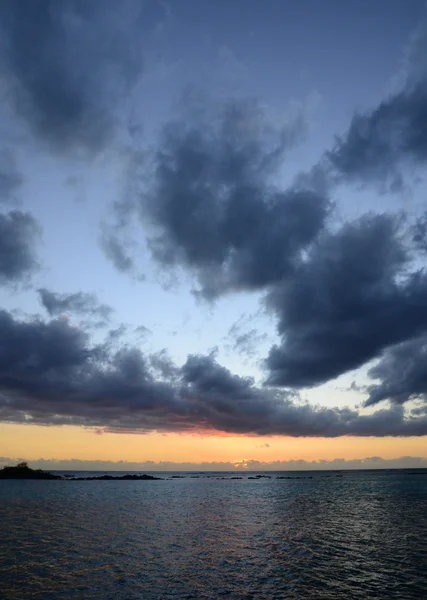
[[1, 470, 426, 599]]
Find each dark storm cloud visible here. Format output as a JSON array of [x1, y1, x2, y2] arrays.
[[127, 97, 329, 298], [366, 334, 427, 407], [170, 354, 427, 436], [0, 309, 177, 430], [0, 308, 425, 436], [327, 82, 427, 190], [0, 0, 144, 153], [265, 212, 427, 388], [180, 354, 349, 437], [0, 210, 40, 284], [38, 288, 113, 325]]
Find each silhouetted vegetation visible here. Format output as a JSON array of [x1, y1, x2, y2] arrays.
[[0, 463, 164, 481], [0, 462, 61, 479]]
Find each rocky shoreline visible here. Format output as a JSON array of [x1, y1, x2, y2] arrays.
[[1, 462, 346, 481], [0, 463, 162, 480]]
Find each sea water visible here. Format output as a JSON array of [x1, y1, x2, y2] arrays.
[[1, 470, 426, 599]]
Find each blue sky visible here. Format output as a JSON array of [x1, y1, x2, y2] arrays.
[[1, 0, 427, 448]]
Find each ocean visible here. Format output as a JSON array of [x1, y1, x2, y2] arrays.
[[1, 469, 426, 599]]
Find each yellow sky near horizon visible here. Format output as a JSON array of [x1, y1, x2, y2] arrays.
[[1, 423, 426, 463]]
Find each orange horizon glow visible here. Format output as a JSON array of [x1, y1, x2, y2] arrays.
[[1, 422, 427, 463]]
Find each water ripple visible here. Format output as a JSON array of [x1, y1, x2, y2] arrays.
[[0, 472, 426, 599]]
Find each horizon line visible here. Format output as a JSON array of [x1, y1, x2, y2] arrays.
[[2, 455, 427, 472]]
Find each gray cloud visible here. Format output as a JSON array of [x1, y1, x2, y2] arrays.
[[226, 314, 270, 359], [102, 32, 427, 398], [38, 288, 113, 325], [0, 148, 22, 203], [261, 32, 427, 389], [0, 152, 40, 285], [106, 324, 129, 345], [0, 309, 175, 430], [412, 211, 427, 253], [149, 350, 180, 380], [100, 227, 136, 274], [135, 324, 151, 338], [232, 329, 268, 358], [179, 353, 427, 437], [0, 308, 425, 437], [104, 83, 427, 394], [0, 210, 41, 285], [366, 334, 427, 407], [317, 13, 427, 192], [265, 212, 427, 388], [0, 0, 145, 154], [2, 5, 427, 424], [114, 96, 329, 298], [327, 82, 427, 191]]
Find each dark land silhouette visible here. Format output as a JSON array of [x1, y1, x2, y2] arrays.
[[0, 462, 162, 480], [0, 462, 61, 479]]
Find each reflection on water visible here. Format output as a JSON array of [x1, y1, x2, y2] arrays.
[[1, 471, 426, 599]]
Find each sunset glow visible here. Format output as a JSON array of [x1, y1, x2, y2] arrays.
[[1, 424, 427, 469]]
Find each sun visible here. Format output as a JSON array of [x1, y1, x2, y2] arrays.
[[233, 459, 249, 469]]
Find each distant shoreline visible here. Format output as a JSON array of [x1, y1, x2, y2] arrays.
[[0, 463, 162, 481], [2, 462, 427, 481]]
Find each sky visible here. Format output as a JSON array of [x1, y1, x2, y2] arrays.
[[1, 0, 427, 470]]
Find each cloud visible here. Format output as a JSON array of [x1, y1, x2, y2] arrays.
[[105, 324, 129, 345], [0, 152, 41, 285], [0, 210, 41, 285], [179, 354, 427, 437], [102, 16, 427, 399], [323, 8, 427, 192], [0, 148, 22, 203], [38, 288, 113, 325], [0, 308, 426, 436], [327, 83, 427, 191], [100, 226, 136, 274], [226, 314, 269, 358], [265, 212, 427, 388], [113, 95, 329, 298], [135, 324, 151, 338], [366, 334, 427, 407], [0, 0, 145, 154], [261, 18, 427, 388], [412, 211, 427, 253], [3, 455, 427, 472], [149, 349, 180, 380], [0, 309, 175, 430], [100, 146, 147, 274], [391, 10, 427, 92], [232, 328, 268, 358], [2, 8, 427, 436]]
